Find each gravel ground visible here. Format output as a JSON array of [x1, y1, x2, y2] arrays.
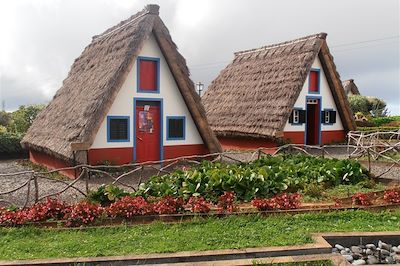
[[1, 147, 399, 207]]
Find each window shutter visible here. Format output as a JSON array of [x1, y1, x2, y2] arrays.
[[329, 111, 337, 123], [299, 110, 306, 124], [321, 111, 326, 123], [289, 111, 294, 123]]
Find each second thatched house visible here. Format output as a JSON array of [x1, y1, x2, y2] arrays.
[[342, 79, 361, 96], [202, 33, 356, 150], [22, 4, 221, 177]]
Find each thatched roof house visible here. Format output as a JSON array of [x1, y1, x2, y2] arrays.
[[342, 79, 361, 96], [202, 33, 356, 149], [22, 4, 221, 174]]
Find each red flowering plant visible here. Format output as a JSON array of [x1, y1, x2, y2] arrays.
[[25, 198, 70, 222], [0, 208, 28, 226], [217, 191, 237, 214], [251, 193, 301, 211], [65, 201, 104, 227], [152, 196, 185, 214], [383, 189, 400, 204], [187, 196, 211, 213], [351, 192, 372, 206], [107, 196, 153, 218]]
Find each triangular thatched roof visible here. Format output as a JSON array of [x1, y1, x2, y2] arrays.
[[342, 79, 361, 95], [202, 33, 356, 140], [22, 4, 221, 163]]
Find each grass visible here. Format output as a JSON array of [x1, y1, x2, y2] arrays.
[[301, 182, 387, 203], [1, 210, 400, 260]]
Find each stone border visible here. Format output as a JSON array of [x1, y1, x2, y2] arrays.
[[1, 232, 399, 266]]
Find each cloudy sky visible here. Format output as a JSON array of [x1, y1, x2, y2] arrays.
[[0, 0, 399, 114]]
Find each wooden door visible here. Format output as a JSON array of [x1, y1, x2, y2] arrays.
[[306, 99, 320, 145], [135, 101, 161, 162]]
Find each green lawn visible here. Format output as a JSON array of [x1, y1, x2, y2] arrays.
[[255, 262, 333, 266], [1, 210, 400, 260]]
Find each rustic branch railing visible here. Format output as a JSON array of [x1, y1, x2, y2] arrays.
[[1, 138, 399, 207]]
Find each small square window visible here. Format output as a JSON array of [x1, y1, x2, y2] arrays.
[[108, 117, 129, 142], [167, 117, 185, 140]]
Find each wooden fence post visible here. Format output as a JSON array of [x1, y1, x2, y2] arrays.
[[33, 174, 39, 203], [367, 148, 371, 173]]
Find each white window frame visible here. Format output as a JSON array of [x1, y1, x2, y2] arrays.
[[325, 111, 330, 124], [293, 110, 300, 124]]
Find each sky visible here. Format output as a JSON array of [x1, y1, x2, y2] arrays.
[[0, 0, 399, 114]]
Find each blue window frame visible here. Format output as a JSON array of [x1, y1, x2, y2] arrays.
[[308, 68, 320, 94], [107, 116, 130, 142], [166, 116, 185, 140], [137, 56, 160, 93]]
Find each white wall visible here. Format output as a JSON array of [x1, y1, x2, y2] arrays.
[[283, 56, 344, 132], [91, 34, 204, 149]]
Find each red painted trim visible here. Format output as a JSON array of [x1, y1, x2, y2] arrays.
[[218, 137, 278, 153], [88, 147, 133, 165], [321, 130, 346, 144], [284, 130, 345, 145], [29, 150, 76, 179], [163, 144, 209, 159], [283, 132, 305, 144]]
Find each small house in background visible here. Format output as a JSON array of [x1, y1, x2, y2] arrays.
[[342, 79, 361, 96], [202, 33, 356, 150], [22, 4, 221, 177]]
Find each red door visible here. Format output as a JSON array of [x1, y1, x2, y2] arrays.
[[135, 101, 161, 162], [306, 99, 320, 145]]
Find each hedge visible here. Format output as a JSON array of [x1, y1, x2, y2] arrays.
[[0, 132, 26, 158]]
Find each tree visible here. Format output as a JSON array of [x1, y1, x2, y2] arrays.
[[9, 104, 46, 134], [348, 95, 388, 117], [0, 111, 12, 127]]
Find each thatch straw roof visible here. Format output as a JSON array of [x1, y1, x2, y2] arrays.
[[22, 4, 221, 163], [202, 33, 356, 140], [342, 79, 360, 95]]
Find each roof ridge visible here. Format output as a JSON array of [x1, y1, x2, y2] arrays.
[[234, 32, 327, 57], [92, 5, 160, 42]]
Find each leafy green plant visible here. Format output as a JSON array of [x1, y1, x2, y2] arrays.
[[136, 154, 369, 202], [87, 184, 130, 206]]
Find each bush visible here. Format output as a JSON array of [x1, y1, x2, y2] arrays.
[[217, 192, 237, 214], [65, 202, 103, 227], [152, 196, 185, 214], [0, 131, 24, 157], [87, 184, 130, 206], [251, 193, 301, 211], [187, 196, 211, 213], [107, 196, 153, 218], [136, 154, 369, 202], [383, 189, 400, 204], [352, 192, 372, 206], [348, 95, 388, 117], [25, 198, 70, 222]]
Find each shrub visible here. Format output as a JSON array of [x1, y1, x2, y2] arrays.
[[0, 131, 24, 156], [65, 202, 103, 227], [0, 208, 28, 226], [251, 193, 301, 211], [217, 192, 237, 214], [25, 198, 70, 222], [87, 184, 129, 206], [383, 189, 400, 204], [107, 196, 153, 218], [352, 192, 372, 206], [187, 196, 211, 213], [152, 196, 185, 214]]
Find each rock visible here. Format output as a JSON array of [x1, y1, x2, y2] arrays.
[[379, 249, 390, 256], [378, 240, 391, 251], [335, 244, 345, 250], [365, 244, 376, 250], [352, 253, 362, 260], [365, 248, 373, 255], [392, 246, 400, 254], [351, 246, 363, 254], [385, 256, 395, 264], [366, 255, 379, 265], [352, 259, 366, 265], [394, 254, 400, 263], [343, 254, 354, 262], [345, 247, 351, 253], [332, 247, 338, 253], [341, 249, 350, 255]]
